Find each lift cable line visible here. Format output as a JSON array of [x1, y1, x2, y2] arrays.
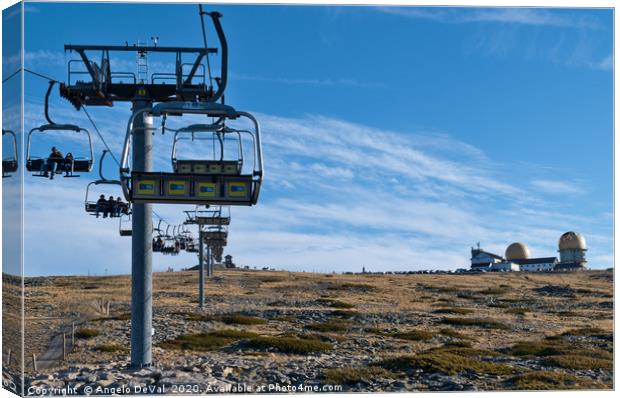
[[2, 68, 21, 83], [24, 68, 59, 83], [81, 105, 121, 167]]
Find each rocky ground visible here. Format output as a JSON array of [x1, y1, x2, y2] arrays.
[[2, 269, 614, 394]]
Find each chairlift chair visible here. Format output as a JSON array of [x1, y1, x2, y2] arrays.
[[2, 130, 18, 178], [85, 150, 130, 217], [184, 206, 231, 226], [119, 213, 132, 236], [152, 220, 169, 252], [203, 225, 227, 244], [26, 82, 94, 178], [212, 246, 224, 263], [120, 102, 263, 206], [27, 124, 94, 178]]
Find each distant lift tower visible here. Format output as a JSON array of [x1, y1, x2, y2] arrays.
[[57, 9, 262, 369], [184, 206, 231, 309]]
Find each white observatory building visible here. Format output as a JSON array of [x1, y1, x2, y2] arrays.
[[469, 232, 588, 272], [556, 231, 588, 270]]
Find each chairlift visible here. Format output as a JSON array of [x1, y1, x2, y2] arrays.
[[152, 221, 182, 255], [2, 130, 18, 178], [174, 225, 194, 250], [85, 150, 130, 218], [120, 102, 263, 206], [119, 213, 132, 236], [203, 225, 227, 247], [26, 82, 94, 178], [184, 206, 231, 226], [212, 246, 224, 263], [185, 239, 199, 253]]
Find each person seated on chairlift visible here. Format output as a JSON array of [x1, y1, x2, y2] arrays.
[[95, 194, 109, 218], [107, 196, 116, 216], [42, 147, 64, 179], [113, 196, 127, 217], [63, 152, 74, 175], [153, 237, 164, 251]]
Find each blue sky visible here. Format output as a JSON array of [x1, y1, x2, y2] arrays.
[[2, 2, 613, 275]]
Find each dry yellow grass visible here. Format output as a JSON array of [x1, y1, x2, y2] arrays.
[[4, 268, 612, 390]]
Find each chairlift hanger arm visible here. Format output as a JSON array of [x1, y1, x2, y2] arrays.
[[194, 10, 228, 102], [2, 130, 18, 163]]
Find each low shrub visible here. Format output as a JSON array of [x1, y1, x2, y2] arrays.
[[207, 314, 267, 325], [76, 328, 100, 339], [439, 328, 471, 340], [322, 366, 394, 385], [246, 336, 332, 354], [391, 330, 434, 341], [440, 317, 510, 330], [331, 310, 357, 319], [376, 352, 512, 376], [505, 371, 605, 390], [94, 344, 128, 353], [159, 329, 259, 351], [433, 307, 474, 315], [562, 327, 611, 340], [543, 355, 613, 370]]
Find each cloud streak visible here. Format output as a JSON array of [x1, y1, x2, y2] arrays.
[[230, 72, 387, 89], [377, 7, 600, 29], [17, 102, 612, 275], [530, 179, 585, 195]]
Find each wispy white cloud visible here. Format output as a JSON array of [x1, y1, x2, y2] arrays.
[[530, 179, 585, 195], [18, 105, 612, 275], [377, 7, 600, 29], [230, 72, 387, 89], [590, 54, 613, 71], [24, 50, 66, 66]]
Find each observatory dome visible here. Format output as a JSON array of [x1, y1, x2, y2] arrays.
[[558, 231, 587, 251], [505, 242, 530, 261]]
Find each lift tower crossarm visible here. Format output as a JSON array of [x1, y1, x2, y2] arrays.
[[61, 9, 228, 109], [64, 44, 218, 54]]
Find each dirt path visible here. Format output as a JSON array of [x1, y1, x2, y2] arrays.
[[33, 313, 91, 370]]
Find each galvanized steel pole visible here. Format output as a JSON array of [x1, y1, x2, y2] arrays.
[[130, 99, 153, 368], [198, 226, 205, 309], [207, 245, 213, 277]]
